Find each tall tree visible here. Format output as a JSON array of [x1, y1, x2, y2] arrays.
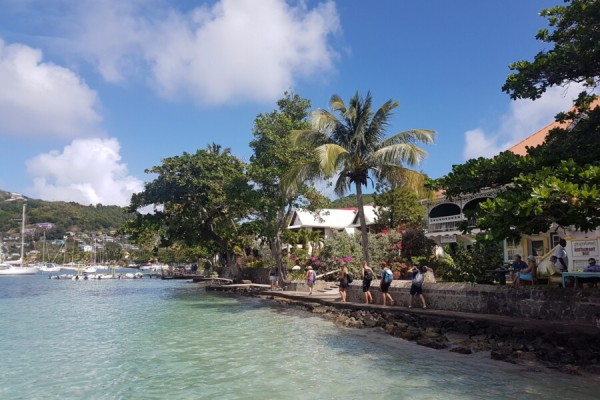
[[287, 91, 436, 261], [124, 148, 252, 268], [248, 92, 329, 277]]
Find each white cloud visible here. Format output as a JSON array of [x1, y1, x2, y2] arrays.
[[463, 128, 502, 160], [463, 85, 587, 160], [26, 137, 144, 206], [0, 38, 101, 138], [70, 0, 340, 105]]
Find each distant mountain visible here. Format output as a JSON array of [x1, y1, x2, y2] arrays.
[[0, 191, 130, 239], [328, 193, 376, 208]]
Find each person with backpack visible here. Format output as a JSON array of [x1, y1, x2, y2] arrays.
[[379, 261, 394, 306], [305, 266, 317, 295], [338, 265, 350, 302], [360, 261, 375, 304], [408, 265, 429, 309]]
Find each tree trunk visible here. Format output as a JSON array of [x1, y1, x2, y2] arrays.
[[355, 182, 370, 262], [222, 252, 241, 281], [270, 203, 293, 281]]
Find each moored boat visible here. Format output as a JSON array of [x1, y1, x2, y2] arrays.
[[0, 263, 39, 275], [38, 263, 62, 272], [0, 200, 39, 276], [139, 263, 169, 273]]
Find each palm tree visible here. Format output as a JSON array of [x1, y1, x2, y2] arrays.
[[286, 91, 436, 262], [205, 142, 231, 155]]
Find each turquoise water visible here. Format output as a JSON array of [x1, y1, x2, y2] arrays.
[[0, 275, 598, 400]]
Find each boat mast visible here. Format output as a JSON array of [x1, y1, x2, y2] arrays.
[[20, 203, 26, 268]]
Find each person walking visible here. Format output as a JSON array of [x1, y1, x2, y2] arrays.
[[269, 265, 279, 290], [338, 265, 350, 302], [554, 238, 569, 272], [408, 265, 429, 309], [306, 266, 317, 295], [360, 261, 374, 304], [380, 262, 394, 306]]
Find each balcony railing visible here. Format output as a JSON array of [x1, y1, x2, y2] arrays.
[[427, 215, 478, 233]]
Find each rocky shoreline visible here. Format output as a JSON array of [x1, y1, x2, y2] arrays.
[[207, 284, 600, 376], [267, 295, 600, 376]]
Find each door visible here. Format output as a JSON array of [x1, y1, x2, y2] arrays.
[[530, 240, 544, 257]]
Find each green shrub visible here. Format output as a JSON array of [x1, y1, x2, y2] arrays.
[[437, 241, 503, 283]]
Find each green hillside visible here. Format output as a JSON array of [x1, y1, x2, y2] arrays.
[[329, 193, 376, 208], [0, 191, 130, 239]]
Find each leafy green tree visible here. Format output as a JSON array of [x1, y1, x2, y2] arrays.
[[374, 184, 426, 230], [503, 0, 599, 101], [477, 160, 600, 242], [125, 148, 253, 268], [248, 92, 329, 277], [432, 0, 600, 242], [287, 91, 436, 261]]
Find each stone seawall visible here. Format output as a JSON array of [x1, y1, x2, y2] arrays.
[[291, 280, 600, 324]]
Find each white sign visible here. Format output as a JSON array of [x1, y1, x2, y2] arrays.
[[572, 240, 599, 258], [440, 234, 457, 243]]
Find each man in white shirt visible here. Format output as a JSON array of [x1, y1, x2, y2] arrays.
[[554, 238, 569, 272]]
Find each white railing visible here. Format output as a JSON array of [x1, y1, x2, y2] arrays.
[[428, 220, 461, 232], [429, 215, 463, 224]]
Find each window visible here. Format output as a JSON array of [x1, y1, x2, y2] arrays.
[[505, 239, 522, 261], [550, 233, 561, 249]]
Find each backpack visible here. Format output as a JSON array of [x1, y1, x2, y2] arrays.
[[346, 273, 353, 283], [312, 270, 317, 284], [364, 269, 373, 281], [383, 269, 393, 283], [412, 271, 424, 287]]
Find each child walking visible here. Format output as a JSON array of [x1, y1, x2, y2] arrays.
[[408, 265, 429, 309]]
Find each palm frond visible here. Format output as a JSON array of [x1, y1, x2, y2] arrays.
[[282, 161, 326, 198], [381, 129, 436, 147], [311, 110, 341, 138], [371, 143, 428, 167], [290, 128, 326, 147], [329, 94, 347, 115], [375, 165, 427, 191], [316, 143, 348, 176], [333, 173, 352, 198], [368, 99, 399, 142]]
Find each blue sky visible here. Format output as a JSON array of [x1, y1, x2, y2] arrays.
[[0, 0, 581, 206]]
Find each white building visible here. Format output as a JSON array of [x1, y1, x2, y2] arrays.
[[287, 206, 377, 238]]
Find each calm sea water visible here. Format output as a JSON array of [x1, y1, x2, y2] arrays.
[[0, 274, 598, 400]]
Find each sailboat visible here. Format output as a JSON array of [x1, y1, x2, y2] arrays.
[[0, 201, 39, 275]]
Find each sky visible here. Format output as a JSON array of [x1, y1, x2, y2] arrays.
[[0, 0, 582, 206]]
